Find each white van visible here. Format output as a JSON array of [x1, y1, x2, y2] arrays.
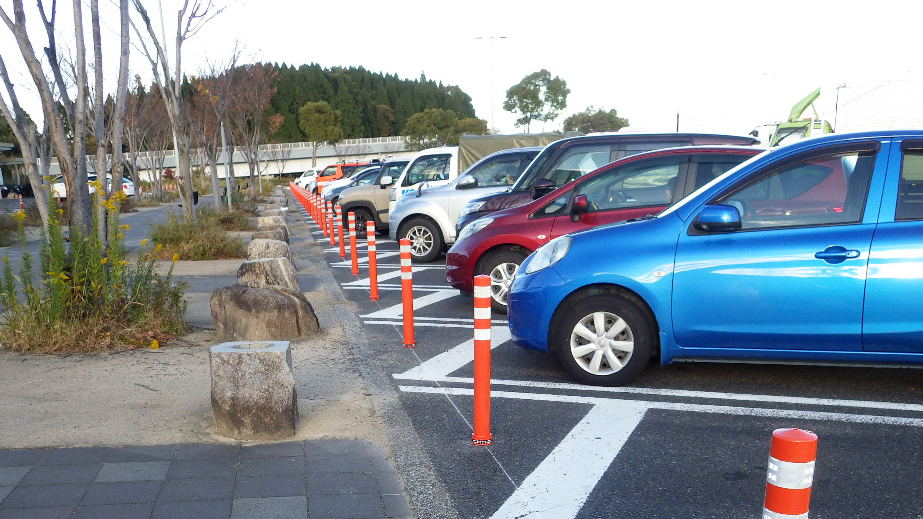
[[387, 146, 459, 215]]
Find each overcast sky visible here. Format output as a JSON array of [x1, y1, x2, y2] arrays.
[[4, 0, 923, 141]]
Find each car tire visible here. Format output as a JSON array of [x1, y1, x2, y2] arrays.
[[349, 208, 374, 239], [553, 292, 654, 386], [401, 218, 442, 263], [477, 249, 528, 314]]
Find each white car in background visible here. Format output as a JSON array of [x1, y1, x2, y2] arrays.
[[293, 168, 322, 189], [51, 174, 135, 200]]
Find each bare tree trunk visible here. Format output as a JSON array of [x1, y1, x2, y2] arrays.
[[110, 0, 131, 204], [0, 56, 50, 227], [91, 0, 108, 246]]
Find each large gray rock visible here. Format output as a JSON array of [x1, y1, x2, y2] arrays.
[[255, 216, 285, 229], [210, 284, 320, 341], [210, 341, 298, 440], [237, 257, 299, 291], [252, 228, 288, 243], [262, 208, 288, 217], [247, 239, 294, 266]]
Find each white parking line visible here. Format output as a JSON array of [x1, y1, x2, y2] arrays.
[[394, 326, 511, 380], [360, 290, 459, 319], [489, 401, 647, 519]]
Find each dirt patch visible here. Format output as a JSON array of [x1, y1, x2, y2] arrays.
[[0, 208, 388, 449]]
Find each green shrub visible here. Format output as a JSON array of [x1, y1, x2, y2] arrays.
[[150, 210, 246, 260], [0, 194, 188, 353]]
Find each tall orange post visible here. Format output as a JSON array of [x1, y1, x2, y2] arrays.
[[763, 428, 817, 519], [337, 205, 346, 258], [471, 274, 492, 445], [399, 238, 415, 348], [348, 212, 359, 275], [322, 201, 329, 237], [367, 221, 379, 301], [331, 204, 340, 246], [328, 202, 336, 245]]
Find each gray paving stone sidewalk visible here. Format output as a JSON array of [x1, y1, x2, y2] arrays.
[[0, 439, 414, 519]]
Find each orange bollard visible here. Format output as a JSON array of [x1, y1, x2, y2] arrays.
[[763, 428, 817, 519], [471, 274, 492, 445], [321, 201, 328, 237], [329, 203, 337, 245], [337, 205, 346, 258], [399, 238, 415, 348], [18, 193, 23, 209], [367, 221, 379, 301], [348, 212, 359, 275]]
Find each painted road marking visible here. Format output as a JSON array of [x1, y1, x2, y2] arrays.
[[360, 290, 459, 320], [400, 386, 923, 427], [394, 326, 511, 380], [490, 401, 647, 519]]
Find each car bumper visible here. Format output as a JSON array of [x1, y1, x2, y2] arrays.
[[445, 240, 478, 292], [508, 265, 569, 352]]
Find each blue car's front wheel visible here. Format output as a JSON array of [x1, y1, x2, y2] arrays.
[[553, 292, 654, 386]]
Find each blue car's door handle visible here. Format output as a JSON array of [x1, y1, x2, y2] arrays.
[[815, 246, 860, 264]]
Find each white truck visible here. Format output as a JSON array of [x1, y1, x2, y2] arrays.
[[388, 146, 543, 262]]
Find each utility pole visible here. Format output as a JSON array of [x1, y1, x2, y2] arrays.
[[476, 36, 506, 132]]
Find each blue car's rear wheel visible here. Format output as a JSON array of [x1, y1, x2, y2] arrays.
[[553, 292, 654, 386]]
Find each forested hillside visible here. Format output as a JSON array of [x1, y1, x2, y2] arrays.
[[268, 63, 478, 143]]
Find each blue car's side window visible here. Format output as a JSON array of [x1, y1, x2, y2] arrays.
[[719, 151, 876, 230], [896, 151, 923, 221]]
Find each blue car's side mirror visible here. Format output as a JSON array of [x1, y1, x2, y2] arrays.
[[693, 204, 742, 232]]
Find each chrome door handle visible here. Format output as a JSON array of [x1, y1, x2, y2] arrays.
[[814, 246, 860, 264]]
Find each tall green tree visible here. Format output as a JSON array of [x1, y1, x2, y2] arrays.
[[503, 69, 570, 132], [562, 106, 629, 133], [458, 117, 489, 136], [298, 101, 342, 166], [403, 108, 459, 151]]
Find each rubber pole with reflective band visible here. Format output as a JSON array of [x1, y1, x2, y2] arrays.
[[348, 212, 359, 275], [336, 205, 346, 258], [471, 274, 492, 445], [763, 428, 817, 519], [367, 221, 379, 301], [399, 238, 415, 348]]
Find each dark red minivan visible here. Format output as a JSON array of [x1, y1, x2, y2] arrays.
[[446, 146, 766, 312]]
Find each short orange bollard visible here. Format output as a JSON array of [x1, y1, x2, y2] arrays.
[[348, 212, 359, 275], [399, 238, 415, 348], [471, 274, 492, 446], [763, 428, 817, 519], [321, 201, 329, 237], [366, 221, 379, 301], [328, 202, 336, 245], [336, 205, 346, 258]]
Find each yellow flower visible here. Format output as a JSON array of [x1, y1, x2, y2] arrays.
[[141, 239, 148, 247], [119, 260, 128, 266], [150, 339, 159, 350], [119, 224, 131, 230], [155, 244, 163, 252], [171, 253, 179, 263], [118, 232, 123, 239], [100, 257, 108, 265], [58, 272, 69, 280], [13, 210, 25, 222]]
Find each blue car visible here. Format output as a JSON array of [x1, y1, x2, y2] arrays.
[[508, 130, 923, 386]]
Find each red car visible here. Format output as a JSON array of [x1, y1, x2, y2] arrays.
[[445, 146, 766, 312]]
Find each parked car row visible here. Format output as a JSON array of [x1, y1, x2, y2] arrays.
[[506, 130, 923, 386], [50, 174, 136, 200]]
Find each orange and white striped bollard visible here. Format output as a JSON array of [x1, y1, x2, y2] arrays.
[[399, 238, 415, 348], [18, 193, 23, 209], [337, 205, 346, 258], [366, 221, 379, 301], [763, 428, 817, 519], [471, 274, 492, 445], [348, 212, 359, 275]]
